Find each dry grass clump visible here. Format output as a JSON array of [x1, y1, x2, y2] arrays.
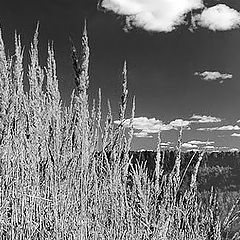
[[0, 23, 239, 239]]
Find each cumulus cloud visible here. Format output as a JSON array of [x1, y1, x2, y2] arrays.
[[231, 133, 240, 137], [115, 117, 161, 129], [160, 142, 173, 147], [217, 146, 229, 150], [114, 117, 193, 133], [190, 114, 221, 123], [193, 4, 240, 31], [134, 131, 153, 138], [186, 149, 199, 152], [229, 148, 239, 152], [197, 127, 215, 131], [143, 124, 174, 133], [212, 125, 240, 131], [102, 1, 240, 32], [194, 71, 233, 82], [139, 149, 155, 152], [182, 143, 199, 149], [197, 125, 240, 131], [102, 0, 203, 32], [169, 119, 191, 128], [183, 141, 217, 151], [114, 117, 174, 133], [203, 145, 215, 150], [187, 140, 215, 145]]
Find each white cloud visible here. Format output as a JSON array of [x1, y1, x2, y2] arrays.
[[142, 124, 174, 133], [187, 140, 214, 145], [237, 120, 240, 123], [139, 149, 154, 152], [160, 142, 172, 147], [231, 133, 240, 137], [186, 149, 199, 152], [197, 127, 214, 131], [216, 147, 229, 151], [194, 71, 233, 81], [197, 125, 240, 131], [190, 114, 221, 123], [193, 4, 240, 31], [114, 117, 193, 133], [203, 145, 215, 150], [182, 143, 199, 149], [183, 142, 217, 151], [114, 117, 174, 133], [114, 117, 161, 129], [229, 148, 239, 152], [169, 119, 191, 128], [216, 125, 240, 131], [102, 0, 203, 32], [160, 145, 168, 149], [102, 1, 240, 32], [160, 143, 169, 147], [134, 131, 153, 138], [217, 146, 229, 150]]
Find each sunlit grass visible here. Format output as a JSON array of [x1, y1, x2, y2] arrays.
[[0, 23, 239, 239]]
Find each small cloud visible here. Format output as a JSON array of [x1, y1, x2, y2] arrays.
[[139, 149, 154, 152], [142, 124, 174, 133], [217, 146, 229, 150], [197, 127, 214, 131], [218, 125, 240, 131], [231, 133, 240, 137], [186, 149, 199, 152], [160, 145, 168, 149], [194, 71, 232, 81], [193, 4, 240, 31], [182, 143, 199, 149], [203, 145, 215, 150], [160, 143, 169, 147], [134, 131, 153, 138], [170, 119, 191, 128], [187, 140, 215, 145], [114, 117, 174, 133], [160, 142, 172, 147], [197, 125, 240, 131], [190, 114, 221, 123], [102, 0, 203, 32], [114, 117, 161, 129], [237, 120, 240, 123], [229, 148, 239, 152]]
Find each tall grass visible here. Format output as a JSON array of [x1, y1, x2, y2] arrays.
[[0, 23, 239, 239]]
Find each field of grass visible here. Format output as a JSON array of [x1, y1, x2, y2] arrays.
[[0, 24, 240, 239]]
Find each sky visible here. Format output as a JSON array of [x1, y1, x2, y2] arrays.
[[1, 0, 240, 151]]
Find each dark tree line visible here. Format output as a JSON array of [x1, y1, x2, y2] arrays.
[[129, 150, 240, 192]]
